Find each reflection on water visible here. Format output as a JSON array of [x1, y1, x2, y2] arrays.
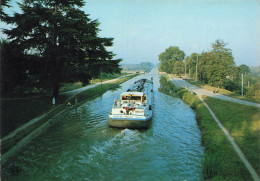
[[2, 69, 204, 181], [158, 75, 178, 97]]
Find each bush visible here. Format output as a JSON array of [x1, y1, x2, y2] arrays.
[[245, 83, 260, 98], [223, 79, 239, 92]]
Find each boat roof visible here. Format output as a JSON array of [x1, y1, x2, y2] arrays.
[[120, 92, 144, 96]]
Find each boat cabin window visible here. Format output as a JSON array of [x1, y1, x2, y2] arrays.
[[121, 96, 141, 101]]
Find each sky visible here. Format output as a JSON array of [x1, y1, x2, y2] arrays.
[[1, 0, 260, 66]]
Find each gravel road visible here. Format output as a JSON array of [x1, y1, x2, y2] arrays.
[[170, 76, 260, 108]]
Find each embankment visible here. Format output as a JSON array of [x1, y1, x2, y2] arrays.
[[176, 88, 252, 180], [161, 74, 253, 180], [1, 74, 137, 165]]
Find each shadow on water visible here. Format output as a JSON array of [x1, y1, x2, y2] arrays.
[[2, 69, 204, 181]]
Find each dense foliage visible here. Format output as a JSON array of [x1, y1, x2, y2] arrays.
[[195, 40, 235, 87], [159, 46, 185, 74], [159, 40, 259, 98], [1, 0, 121, 97]]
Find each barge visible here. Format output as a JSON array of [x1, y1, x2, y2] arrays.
[[108, 78, 154, 129]]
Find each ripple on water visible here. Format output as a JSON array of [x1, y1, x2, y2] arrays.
[[2, 70, 204, 181]]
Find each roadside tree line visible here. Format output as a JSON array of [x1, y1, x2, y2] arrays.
[[0, 0, 121, 97], [159, 40, 259, 98], [122, 62, 154, 72]]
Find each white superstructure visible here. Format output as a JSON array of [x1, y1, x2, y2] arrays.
[[108, 78, 154, 129]]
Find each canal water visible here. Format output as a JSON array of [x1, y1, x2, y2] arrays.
[[2, 69, 204, 181]]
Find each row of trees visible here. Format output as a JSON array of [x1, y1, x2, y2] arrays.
[[122, 62, 154, 71], [1, 0, 121, 97], [159, 40, 258, 97]]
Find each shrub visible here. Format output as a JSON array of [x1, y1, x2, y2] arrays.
[[245, 83, 260, 98], [223, 79, 239, 92]]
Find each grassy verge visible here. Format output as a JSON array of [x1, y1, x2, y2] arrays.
[[1, 74, 138, 155], [69, 74, 138, 104], [161, 77, 252, 180], [59, 73, 131, 93], [1, 97, 53, 138], [176, 88, 252, 180], [1, 103, 68, 155], [203, 96, 260, 176], [2, 73, 131, 98], [187, 80, 260, 103], [59, 82, 85, 93], [89, 72, 129, 84]]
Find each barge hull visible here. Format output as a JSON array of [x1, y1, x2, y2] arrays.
[[108, 118, 151, 129]]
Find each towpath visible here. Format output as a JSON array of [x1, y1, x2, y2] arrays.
[[2, 74, 129, 142], [60, 75, 128, 99], [1, 75, 129, 101], [169, 76, 260, 108], [169, 75, 260, 181], [1, 75, 130, 165]]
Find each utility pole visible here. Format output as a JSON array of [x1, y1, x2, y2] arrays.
[[189, 65, 190, 79], [248, 81, 250, 88], [241, 73, 243, 97], [185, 59, 187, 78], [196, 55, 198, 81]]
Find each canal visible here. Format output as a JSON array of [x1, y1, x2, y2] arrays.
[[2, 69, 204, 181]]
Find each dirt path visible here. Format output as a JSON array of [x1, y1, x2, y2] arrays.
[[170, 76, 260, 108], [169, 75, 260, 180], [1, 75, 128, 101], [1, 75, 129, 165], [2, 75, 128, 142], [60, 75, 128, 96], [198, 95, 260, 181]]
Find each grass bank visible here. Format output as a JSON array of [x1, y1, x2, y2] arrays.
[[68, 74, 138, 105], [1, 96, 53, 138], [1, 74, 133, 138], [59, 73, 130, 93], [160, 76, 252, 180], [1, 74, 138, 155], [203, 96, 260, 176], [177, 88, 252, 180]]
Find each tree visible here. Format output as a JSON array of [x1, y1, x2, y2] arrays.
[[159, 46, 185, 73], [212, 40, 235, 87], [231, 66, 241, 84], [2, 0, 121, 97], [0, 39, 28, 94], [239, 64, 250, 75], [122, 62, 153, 71], [140, 62, 154, 71], [0, 0, 11, 19], [199, 40, 235, 87], [245, 82, 260, 98], [173, 61, 184, 76]]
